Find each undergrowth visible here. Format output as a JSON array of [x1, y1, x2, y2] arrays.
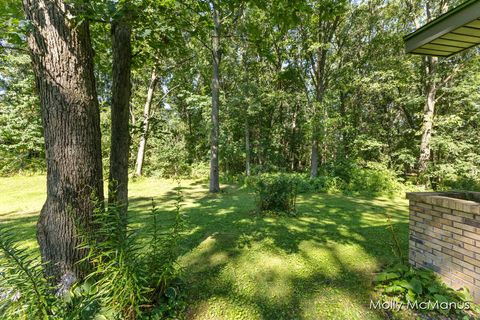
[[0, 183, 186, 319]]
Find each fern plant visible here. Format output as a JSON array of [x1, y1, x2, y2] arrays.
[[78, 201, 149, 319], [143, 182, 186, 318], [0, 230, 56, 319], [77, 185, 186, 319]]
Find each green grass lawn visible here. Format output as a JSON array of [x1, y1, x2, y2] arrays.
[[0, 175, 409, 319]]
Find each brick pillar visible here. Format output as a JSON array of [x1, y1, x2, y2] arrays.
[[407, 191, 480, 303]]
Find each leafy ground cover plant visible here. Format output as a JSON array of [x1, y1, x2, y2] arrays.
[[376, 216, 479, 319], [374, 264, 479, 319]]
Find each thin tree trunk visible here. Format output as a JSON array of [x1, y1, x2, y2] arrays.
[[418, 57, 437, 175], [109, 14, 132, 215], [321, 103, 328, 165], [23, 0, 104, 289], [338, 91, 350, 159], [245, 117, 251, 176], [307, 12, 340, 178], [310, 139, 319, 178], [291, 103, 298, 170], [309, 50, 326, 178], [209, 4, 221, 193], [135, 67, 159, 176], [310, 94, 324, 178]]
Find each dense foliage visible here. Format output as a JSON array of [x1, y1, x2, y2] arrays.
[[2, 0, 479, 191], [3, 0, 480, 318]]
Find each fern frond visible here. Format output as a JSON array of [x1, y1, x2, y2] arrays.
[[0, 228, 53, 318]]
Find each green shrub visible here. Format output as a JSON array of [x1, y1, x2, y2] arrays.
[[254, 173, 299, 215], [0, 232, 56, 318], [250, 164, 281, 175], [293, 174, 313, 193], [310, 176, 346, 194], [144, 136, 191, 178], [346, 162, 403, 196], [246, 162, 404, 198], [242, 175, 257, 189], [303, 162, 403, 196], [437, 176, 480, 192], [188, 162, 210, 180]]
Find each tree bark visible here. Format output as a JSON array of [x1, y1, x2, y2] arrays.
[[209, 4, 221, 193], [23, 0, 104, 289], [245, 117, 251, 176], [414, 2, 450, 179], [310, 139, 319, 178], [290, 102, 299, 170], [418, 57, 437, 175], [135, 67, 159, 176], [109, 14, 132, 214], [309, 49, 327, 178], [307, 12, 340, 178]]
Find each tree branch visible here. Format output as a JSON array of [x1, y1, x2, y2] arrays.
[[437, 63, 464, 90]]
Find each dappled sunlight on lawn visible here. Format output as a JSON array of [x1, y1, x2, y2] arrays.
[[0, 176, 409, 319]]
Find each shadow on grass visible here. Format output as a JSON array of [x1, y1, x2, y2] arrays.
[[128, 183, 409, 320], [0, 212, 39, 252], [0, 181, 409, 319]]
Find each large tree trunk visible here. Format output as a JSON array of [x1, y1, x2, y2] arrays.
[[109, 15, 132, 214], [209, 5, 221, 193], [135, 67, 159, 176], [23, 0, 104, 289], [418, 57, 437, 175]]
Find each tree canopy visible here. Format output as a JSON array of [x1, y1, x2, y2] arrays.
[[1, 0, 479, 189]]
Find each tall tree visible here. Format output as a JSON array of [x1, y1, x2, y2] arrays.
[[135, 67, 159, 176], [209, 1, 221, 192], [417, 55, 437, 175], [179, 0, 245, 191], [299, 0, 347, 178], [22, 0, 104, 288], [413, 1, 460, 179], [109, 3, 133, 213]]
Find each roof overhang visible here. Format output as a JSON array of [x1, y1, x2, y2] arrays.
[[404, 0, 480, 57]]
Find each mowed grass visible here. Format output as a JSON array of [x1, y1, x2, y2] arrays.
[[0, 175, 410, 319]]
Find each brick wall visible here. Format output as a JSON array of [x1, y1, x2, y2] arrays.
[[407, 191, 480, 303]]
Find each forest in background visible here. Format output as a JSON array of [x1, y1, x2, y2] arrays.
[[1, 0, 480, 192], [2, 0, 480, 319]]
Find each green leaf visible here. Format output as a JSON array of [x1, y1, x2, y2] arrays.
[[427, 285, 439, 294], [394, 279, 413, 290], [375, 272, 400, 282], [165, 286, 177, 299], [406, 289, 416, 302], [434, 294, 449, 304], [457, 288, 473, 302], [384, 285, 406, 294], [409, 278, 423, 295]]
